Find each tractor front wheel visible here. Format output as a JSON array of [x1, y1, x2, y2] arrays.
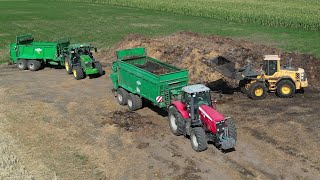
[[94, 62, 104, 76], [168, 106, 185, 136], [27, 60, 41, 71], [127, 93, 142, 111], [276, 80, 295, 98], [73, 66, 85, 80], [117, 88, 128, 105], [17, 59, 27, 70], [190, 127, 207, 152], [248, 82, 267, 100], [226, 118, 237, 142]]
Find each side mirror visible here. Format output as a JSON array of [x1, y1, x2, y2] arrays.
[[94, 48, 97, 52]]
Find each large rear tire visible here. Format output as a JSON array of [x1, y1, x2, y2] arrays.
[[276, 80, 295, 98], [65, 57, 73, 75], [127, 93, 142, 111], [73, 65, 85, 80], [27, 60, 41, 71], [117, 88, 129, 105], [248, 82, 267, 100], [168, 106, 185, 136], [190, 127, 207, 152]]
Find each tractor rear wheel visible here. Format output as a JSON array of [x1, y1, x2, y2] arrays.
[[226, 118, 237, 142], [94, 62, 104, 76], [276, 80, 295, 98], [65, 57, 72, 74], [117, 88, 128, 105], [127, 93, 142, 111], [73, 65, 85, 80], [248, 82, 267, 100], [190, 127, 207, 152], [17, 59, 27, 70], [168, 106, 185, 136], [27, 60, 41, 71]]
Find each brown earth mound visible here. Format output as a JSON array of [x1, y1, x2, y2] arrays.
[[97, 32, 320, 90]]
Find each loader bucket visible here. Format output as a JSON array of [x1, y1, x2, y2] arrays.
[[207, 56, 237, 79]]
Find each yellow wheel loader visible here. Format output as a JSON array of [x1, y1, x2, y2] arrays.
[[211, 55, 308, 100]]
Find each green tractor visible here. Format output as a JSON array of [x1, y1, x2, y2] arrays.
[[64, 44, 104, 80]]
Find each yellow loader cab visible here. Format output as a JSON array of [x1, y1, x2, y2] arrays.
[[247, 55, 308, 99]]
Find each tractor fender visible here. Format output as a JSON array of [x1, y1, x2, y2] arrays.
[[170, 101, 190, 119]]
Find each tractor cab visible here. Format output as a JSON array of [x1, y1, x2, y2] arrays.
[[181, 84, 212, 121], [262, 55, 280, 76]]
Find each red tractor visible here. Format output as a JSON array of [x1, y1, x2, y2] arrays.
[[168, 84, 237, 152]]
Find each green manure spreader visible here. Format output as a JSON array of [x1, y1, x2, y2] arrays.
[[110, 47, 237, 152], [9, 34, 104, 80], [10, 34, 70, 71]]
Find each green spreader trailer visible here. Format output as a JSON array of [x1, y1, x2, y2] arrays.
[[10, 34, 70, 71], [110, 47, 189, 110]]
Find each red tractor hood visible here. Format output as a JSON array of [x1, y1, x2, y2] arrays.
[[199, 105, 225, 123]]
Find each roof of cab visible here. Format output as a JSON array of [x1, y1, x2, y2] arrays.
[[182, 84, 210, 94]]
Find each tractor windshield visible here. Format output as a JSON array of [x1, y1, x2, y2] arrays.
[[194, 91, 212, 106]]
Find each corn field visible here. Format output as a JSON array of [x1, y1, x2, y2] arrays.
[[56, 0, 320, 31]]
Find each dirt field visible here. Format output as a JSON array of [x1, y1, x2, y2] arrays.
[[0, 33, 319, 179]]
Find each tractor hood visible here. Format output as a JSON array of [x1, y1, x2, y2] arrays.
[[199, 105, 225, 123], [80, 55, 93, 63]]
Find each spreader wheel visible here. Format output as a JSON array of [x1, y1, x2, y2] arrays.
[[168, 106, 185, 136], [190, 127, 207, 152], [17, 59, 28, 70], [127, 93, 142, 111], [117, 88, 129, 105], [27, 60, 41, 71]]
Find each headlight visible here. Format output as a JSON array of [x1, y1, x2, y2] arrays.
[[301, 73, 307, 81]]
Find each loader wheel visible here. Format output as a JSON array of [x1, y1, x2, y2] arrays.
[[168, 106, 185, 136], [17, 59, 27, 70], [117, 88, 128, 105], [127, 93, 142, 111], [27, 60, 41, 71], [94, 62, 104, 76], [277, 80, 295, 98], [190, 127, 207, 152], [226, 118, 237, 142], [65, 58, 72, 74], [249, 82, 267, 100], [73, 66, 85, 80]]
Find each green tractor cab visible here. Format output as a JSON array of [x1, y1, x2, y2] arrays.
[[64, 44, 103, 80]]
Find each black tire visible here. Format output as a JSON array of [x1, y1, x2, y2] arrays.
[[94, 61, 104, 76], [168, 106, 185, 136], [27, 60, 41, 71], [117, 88, 129, 105], [226, 118, 237, 142], [276, 80, 295, 98], [64, 57, 73, 75], [73, 65, 85, 80], [190, 127, 208, 152], [248, 82, 267, 100], [127, 93, 142, 111], [17, 59, 27, 70], [239, 79, 249, 94]]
